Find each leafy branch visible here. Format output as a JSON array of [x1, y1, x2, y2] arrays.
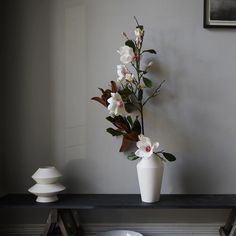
[[143, 80, 165, 106], [91, 17, 176, 162]]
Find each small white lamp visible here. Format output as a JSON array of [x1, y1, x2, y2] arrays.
[[28, 166, 65, 203]]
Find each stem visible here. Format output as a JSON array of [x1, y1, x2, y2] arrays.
[[134, 16, 139, 26], [135, 54, 144, 134], [143, 80, 165, 106], [132, 18, 145, 135], [153, 152, 166, 162], [140, 104, 144, 135]]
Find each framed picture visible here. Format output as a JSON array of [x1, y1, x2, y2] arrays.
[[204, 0, 236, 28]]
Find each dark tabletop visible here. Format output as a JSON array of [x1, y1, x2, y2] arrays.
[[1, 194, 236, 209]]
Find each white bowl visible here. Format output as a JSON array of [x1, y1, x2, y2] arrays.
[[97, 230, 143, 236], [32, 166, 62, 184]]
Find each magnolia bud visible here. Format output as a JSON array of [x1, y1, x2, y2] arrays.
[[147, 61, 153, 67], [122, 32, 129, 40]]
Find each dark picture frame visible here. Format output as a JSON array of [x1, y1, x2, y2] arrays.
[[204, 0, 236, 28]]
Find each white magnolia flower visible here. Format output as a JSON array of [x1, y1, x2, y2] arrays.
[[107, 92, 126, 115], [117, 65, 128, 82], [135, 134, 159, 158], [117, 45, 134, 64]]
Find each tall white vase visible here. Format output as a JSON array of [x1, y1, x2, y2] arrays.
[[137, 155, 164, 203]]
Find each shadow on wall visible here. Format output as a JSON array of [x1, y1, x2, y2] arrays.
[[142, 31, 228, 194]]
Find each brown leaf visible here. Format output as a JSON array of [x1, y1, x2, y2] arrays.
[[124, 132, 139, 141], [92, 81, 117, 108], [113, 122, 126, 131], [91, 97, 107, 107], [119, 136, 131, 152], [113, 122, 129, 132], [101, 90, 112, 106], [111, 81, 117, 93], [98, 88, 105, 93]]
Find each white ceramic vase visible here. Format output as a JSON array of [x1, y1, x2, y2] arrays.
[[28, 166, 65, 203], [137, 155, 164, 203]]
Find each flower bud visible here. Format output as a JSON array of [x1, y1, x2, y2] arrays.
[[125, 73, 134, 82], [122, 32, 129, 40], [139, 84, 146, 90], [147, 61, 153, 68], [134, 28, 144, 38]]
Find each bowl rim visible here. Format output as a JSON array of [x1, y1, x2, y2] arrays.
[[97, 230, 143, 236]]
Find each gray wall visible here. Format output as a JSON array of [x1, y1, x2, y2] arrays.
[[1, 0, 236, 224], [0, 0, 3, 196], [0, 0, 7, 197], [49, 0, 236, 194], [2, 0, 52, 192]]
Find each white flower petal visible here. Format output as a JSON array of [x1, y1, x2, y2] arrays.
[[138, 135, 151, 146], [107, 97, 112, 104], [120, 107, 127, 115], [108, 102, 115, 110], [145, 138, 152, 146], [120, 55, 128, 64], [138, 134, 145, 141], [136, 140, 145, 149], [114, 107, 119, 115], [153, 142, 159, 152], [117, 76, 124, 82], [117, 65, 127, 80], [135, 149, 146, 158], [135, 149, 152, 158], [135, 135, 158, 158], [111, 93, 120, 100], [116, 93, 122, 100], [118, 46, 134, 64], [143, 151, 153, 158]]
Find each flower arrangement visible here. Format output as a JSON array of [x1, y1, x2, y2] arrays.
[[92, 17, 176, 162]]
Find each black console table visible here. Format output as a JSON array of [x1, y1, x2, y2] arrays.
[[0, 194, 236, 236]]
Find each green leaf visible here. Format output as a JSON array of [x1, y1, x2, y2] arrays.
[[106, 116, 115, 123], [143, 77, 152, 88], [125, 40, 136, 52], [127, 116, 133, 126], [106, 128, 123, 136], [162, 152, 176, 162], [125, 102, 137, 113], [127, 152, 140, 161], [142, 49, 157, 54], [132, 117, 141, 134], [115, 115, 130, 132], [136, 25, 144, 31], [138, 89, 143, 101], [119, 87, 133, 97]]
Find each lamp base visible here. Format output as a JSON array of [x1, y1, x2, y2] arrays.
[[36, 195, 58, 203]]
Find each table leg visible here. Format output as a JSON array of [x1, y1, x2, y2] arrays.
[[59, 209, 82, 236], [219, 209, 236, 236], [58, 213, 70, 236], [71, 210, 83, 236], [41, 209, 57, 236], [42, 209, 83, 236]]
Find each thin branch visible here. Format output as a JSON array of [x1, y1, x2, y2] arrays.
[[134, 16, 139, 26], [133, 103, 141, 112], [153, 152, 166, 162], [143, 80, 165, 106]]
